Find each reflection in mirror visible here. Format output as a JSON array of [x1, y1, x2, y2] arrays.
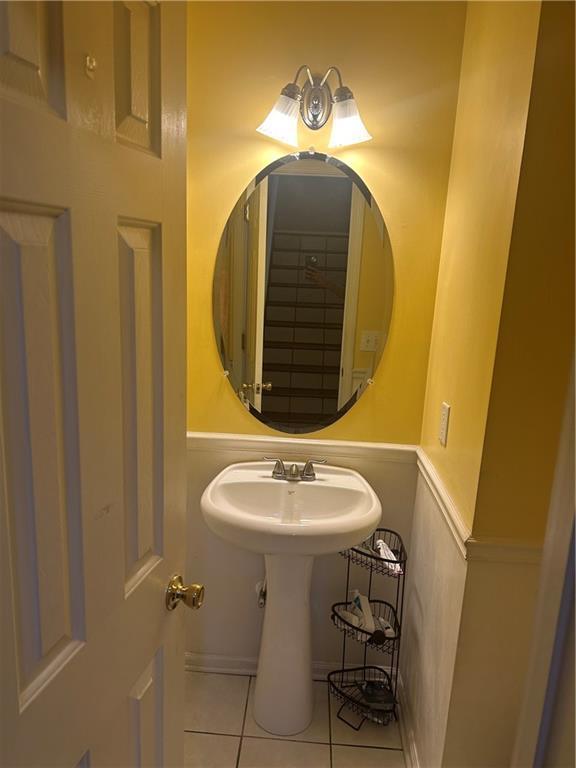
[[213, 153, 394, 433]]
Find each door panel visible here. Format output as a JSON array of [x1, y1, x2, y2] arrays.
[[0, 206, 85, 709], [0, 2, 187, 766], [118, 222, 164, 593], [128, 651, 164, 766], [0, 1, 65, 114], [114, 0, 160, 152]]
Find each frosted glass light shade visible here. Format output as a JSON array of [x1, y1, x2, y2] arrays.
[[257, 94, 300, 147], [328, 98, 372, 148]]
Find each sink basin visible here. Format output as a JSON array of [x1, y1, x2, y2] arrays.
[[201, 461, 381, 555], [200, 460, 382, 737]]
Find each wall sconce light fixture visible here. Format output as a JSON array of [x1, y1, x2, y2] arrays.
[[257, 65, 372, 149]]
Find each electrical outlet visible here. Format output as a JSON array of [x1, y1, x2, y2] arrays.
[[439, 402, 451, 447], [360, 330, 380, 352]]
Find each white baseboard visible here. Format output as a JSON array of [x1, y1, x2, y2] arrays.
[[397, 673, 420, 768], [184, 651, 345, 681]]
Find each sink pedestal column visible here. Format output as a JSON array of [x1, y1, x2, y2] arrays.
[[254, 554, 314, 735]]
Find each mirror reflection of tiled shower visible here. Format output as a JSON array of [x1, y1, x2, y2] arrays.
[[262, 174, 351, 431]]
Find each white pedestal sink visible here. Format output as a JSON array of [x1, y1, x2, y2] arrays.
[[201, 461, 381, 736]]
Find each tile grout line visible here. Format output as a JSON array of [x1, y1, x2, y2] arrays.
[[183, 728, 403, 752], [332, 743, 404, 752], [235, 675, 252, 768], [185, 669, 252, 679], [183, 729, 249, 739]]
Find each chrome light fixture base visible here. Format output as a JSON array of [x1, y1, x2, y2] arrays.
[[280, 81, 303, 102], [300, 75, 332, 130], [333, 85, 354, 103]]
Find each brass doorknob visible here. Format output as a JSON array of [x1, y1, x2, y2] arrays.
[[165, 574, 205, 611]]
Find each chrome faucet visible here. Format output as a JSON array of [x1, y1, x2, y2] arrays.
[[265, 457, 287, 479], [264, 457, 326, 482], [300, 458, 327, 481]]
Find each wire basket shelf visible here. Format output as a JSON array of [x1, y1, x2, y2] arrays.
[[331, 600, 400, 654], [328, 666, 396, 728], [339, 528, 407, 577]]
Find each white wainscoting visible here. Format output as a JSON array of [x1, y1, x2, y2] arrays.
[[185, 432, 418, 672], [400, 457, 469, 768]]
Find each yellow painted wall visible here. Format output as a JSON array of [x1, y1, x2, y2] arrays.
[[187, 1, 466, 440], [472, 0, 575, 543], [419, 2, 541, 530]]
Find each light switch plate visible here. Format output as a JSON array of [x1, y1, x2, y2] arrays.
[[439, 402, 451, 447], [360, 330, 380, 352]]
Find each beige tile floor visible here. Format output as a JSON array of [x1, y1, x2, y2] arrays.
[[184, 672, 406, 768]]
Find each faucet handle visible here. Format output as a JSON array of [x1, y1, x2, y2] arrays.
[[301, 458, 327, 480], [264, 457, 286, 479]]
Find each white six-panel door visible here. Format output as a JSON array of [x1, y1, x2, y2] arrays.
[[0, 2, 187, 766]]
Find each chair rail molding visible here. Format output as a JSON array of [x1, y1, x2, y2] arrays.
[[415, 448, 471, 559], [186, 431, 418, 464]]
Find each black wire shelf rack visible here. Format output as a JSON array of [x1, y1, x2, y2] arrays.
[[328, 666, 396, 728], [329, 527, 406, 730]]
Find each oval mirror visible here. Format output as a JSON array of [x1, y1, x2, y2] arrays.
[[213, 152, 394, 433]]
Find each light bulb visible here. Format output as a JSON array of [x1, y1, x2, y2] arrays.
[[257, 91, 300, 147], [329, 95, 372, 148]]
